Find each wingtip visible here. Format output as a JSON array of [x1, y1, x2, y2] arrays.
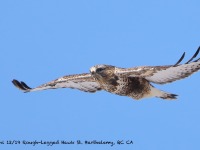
[[185, 47, 200, 64], [173, 52, 185, 67], [12, 79, 32, 92], [174, 47, 200, 66], [197, 46, 200, 51]]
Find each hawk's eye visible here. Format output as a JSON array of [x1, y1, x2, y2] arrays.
[[96, 68, 104, 72]]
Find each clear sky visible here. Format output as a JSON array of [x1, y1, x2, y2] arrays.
[[1, 0, 200, 150]]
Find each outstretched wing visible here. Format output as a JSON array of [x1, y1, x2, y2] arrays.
[[12, 73, 102, 93], [145, 61, 200, 84], [115, 47, 200, 84]]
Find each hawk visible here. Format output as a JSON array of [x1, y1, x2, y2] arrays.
[[12, 47, 200, 100]]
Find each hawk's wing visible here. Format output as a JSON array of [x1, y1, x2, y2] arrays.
[[115, 47, 200, 84], [12, 73, 101, 93], [145, 61, 200, 84]]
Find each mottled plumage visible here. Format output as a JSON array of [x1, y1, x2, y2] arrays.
[[12, 47, 200, 100]]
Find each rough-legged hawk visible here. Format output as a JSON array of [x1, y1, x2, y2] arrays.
[[12, 47, 200, 100]]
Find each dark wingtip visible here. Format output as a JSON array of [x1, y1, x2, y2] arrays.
[[173, 47, 200, 67], [12, 79, 31, 92], [194, 58, 200, 62], [185, 46, 200, 64], [173, 52, 185, 67], [12, 79, 26, 90], [21, 81, 32, 90]]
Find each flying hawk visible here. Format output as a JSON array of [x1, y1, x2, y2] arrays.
[[12, 47, 200, 100]]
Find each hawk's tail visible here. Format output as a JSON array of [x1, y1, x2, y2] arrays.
[[150, 87, 178, 100]]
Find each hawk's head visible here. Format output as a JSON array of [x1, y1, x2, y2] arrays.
[[90, 65, 115, 82]]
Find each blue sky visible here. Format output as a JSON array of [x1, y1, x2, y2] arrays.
[[1, 0, 200, 150]]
